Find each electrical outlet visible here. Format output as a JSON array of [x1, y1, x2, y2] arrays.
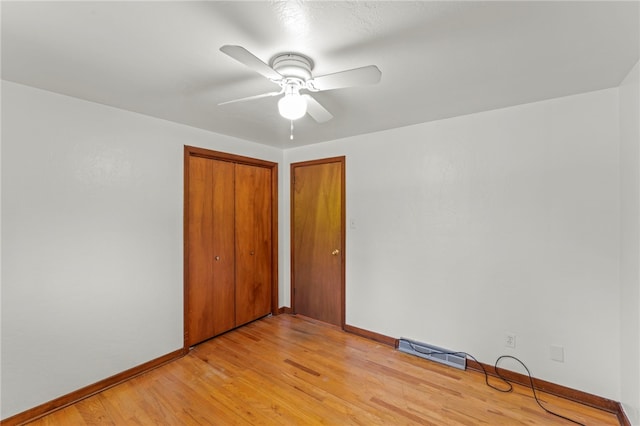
[[505, 333, 516, 348]]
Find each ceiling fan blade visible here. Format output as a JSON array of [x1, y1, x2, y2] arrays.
[[303, 94, 333, 123], [218, 90, 282, 106], [220, 45, 282, 80], [308, 65, 381, 91]]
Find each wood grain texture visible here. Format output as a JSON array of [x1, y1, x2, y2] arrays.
[[343, 323, 398, 347], [235, 163, 272, 326], [269, 163, 279, 316], [19, 315, 622, 426], [2, 349, 184, 426], [466, 358, 625, 416], [186, 156, 235, 345], [278, 306, 293, 314], [184, 146, 279, 348], [291, 158, 344, 327]]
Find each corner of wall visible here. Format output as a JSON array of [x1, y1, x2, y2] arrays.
[[619, 58, 640, 426]]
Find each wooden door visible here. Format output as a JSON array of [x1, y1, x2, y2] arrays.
[[185, 146, 278, 349], [235, 163, 272, 326], [186, 156, 235, 346], [291, 157, 345, 327]]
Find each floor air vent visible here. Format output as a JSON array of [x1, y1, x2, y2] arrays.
[[397, 338, 467, 370]]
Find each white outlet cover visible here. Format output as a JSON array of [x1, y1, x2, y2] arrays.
[[550, 345, 564, 362]]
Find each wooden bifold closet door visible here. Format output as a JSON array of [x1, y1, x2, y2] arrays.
[[185, 147, 276, 348], [234, 163, 272, 326], [187, 156, 235, 342]]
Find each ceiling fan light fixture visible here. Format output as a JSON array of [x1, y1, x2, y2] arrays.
[[219, 45, 381, 125], [278, 86, 307, 120]]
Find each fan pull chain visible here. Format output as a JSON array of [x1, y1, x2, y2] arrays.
[[290, 120, 294, 140]]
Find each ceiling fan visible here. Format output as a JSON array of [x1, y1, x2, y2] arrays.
[[218, 45, 382, 123]]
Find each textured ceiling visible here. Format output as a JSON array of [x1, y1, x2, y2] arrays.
[[2, 1, 639, 148]]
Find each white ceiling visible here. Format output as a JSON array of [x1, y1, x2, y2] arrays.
[[2, 1, 638, 148]]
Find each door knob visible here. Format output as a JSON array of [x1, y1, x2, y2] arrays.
[[214, 256, 220, 261], [332, 249, 340, 256]]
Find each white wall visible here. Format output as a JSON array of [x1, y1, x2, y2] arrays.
[[620, 60, 640, 425], [0, 81, 284, 419], [284, 88, 621, 400], [1, 77, 630, 417]]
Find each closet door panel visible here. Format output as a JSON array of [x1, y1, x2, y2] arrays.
[[209, 159, 236, 335], [186, 157, 235, 346], [235, 164, 272, 326]]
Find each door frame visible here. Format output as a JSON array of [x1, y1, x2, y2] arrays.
[[184, 145, 278, 349], [290, 156, 346, 328]]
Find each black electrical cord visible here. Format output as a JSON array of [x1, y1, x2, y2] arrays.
[[405, 341, 586, 426]]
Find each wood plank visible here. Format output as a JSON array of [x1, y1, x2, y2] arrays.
[[23, 315, 621, 426], [466, 357, 622, 413], [1, 349, 184, 426], [344, 323, 398, 347]]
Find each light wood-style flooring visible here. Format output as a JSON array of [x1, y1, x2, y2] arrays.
[[27, 314, 619, 425]]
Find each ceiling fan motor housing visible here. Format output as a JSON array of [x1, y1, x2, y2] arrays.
[[271, 53, 313, 81]]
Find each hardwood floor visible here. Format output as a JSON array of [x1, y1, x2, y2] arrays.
[[27, 314, 619, 425]]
